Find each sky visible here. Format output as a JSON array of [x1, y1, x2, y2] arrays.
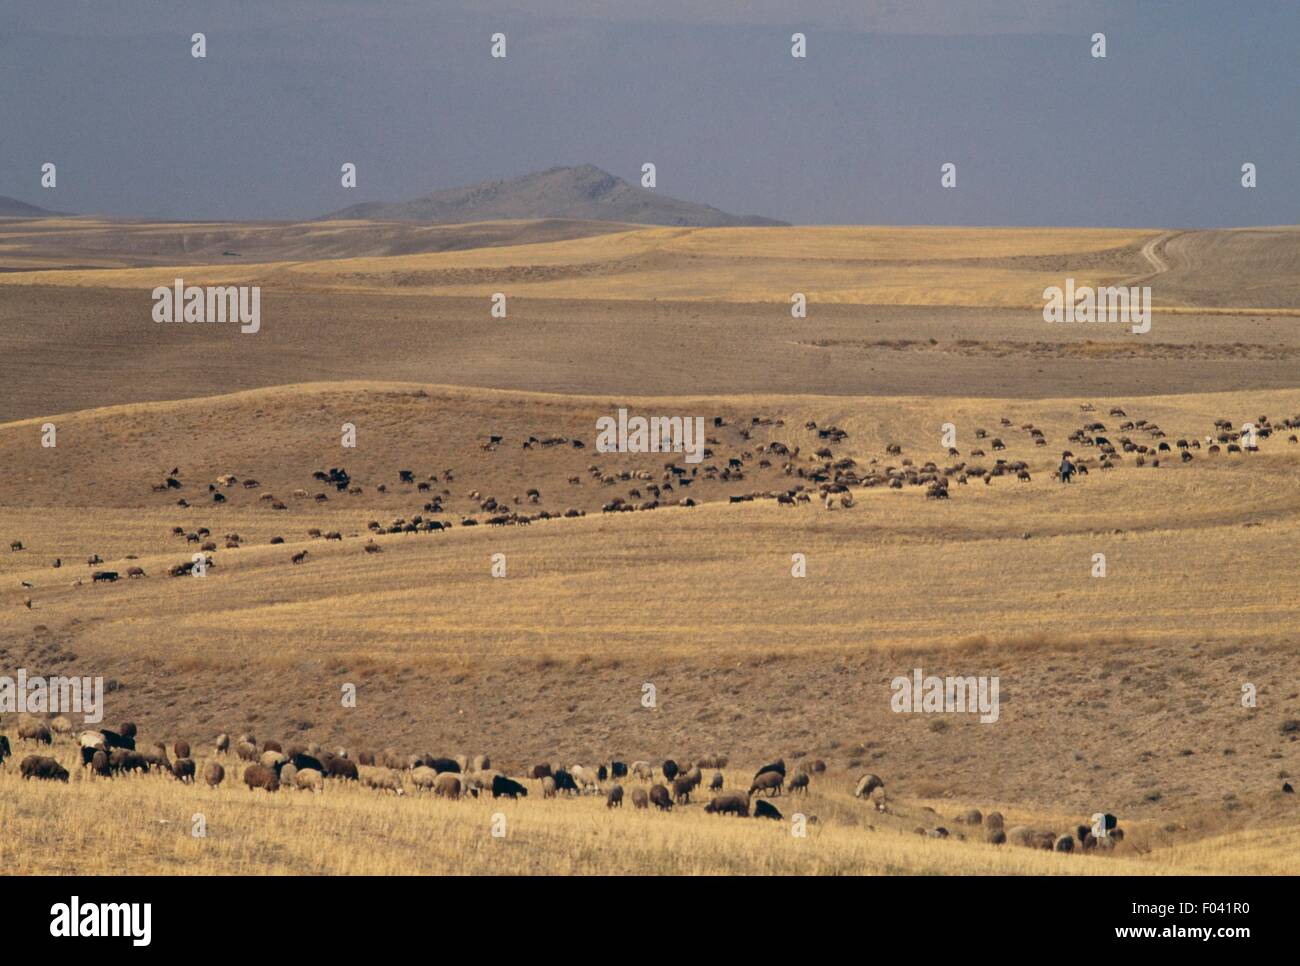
[[1, 0, 1296, 227]]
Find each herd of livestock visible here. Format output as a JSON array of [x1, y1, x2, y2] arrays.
[[0, 717, 1140, 852]]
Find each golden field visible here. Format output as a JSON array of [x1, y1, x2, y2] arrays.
[[0, 216, 1297, 874]]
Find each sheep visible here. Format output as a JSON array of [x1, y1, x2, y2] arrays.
[[606, 784, 624, 808], [171, 758, 196, 783], [260, 750, 288, 770], [471, 754, 491, 771], [492, 775, 528, 799], [649, 784, 673, 811], [91, 750, 111, 777], [204, 761, 225, 787], [753, 799, 783, 820], [214, 733, 230, 755], [79, 730, 107, 752], [631, 787, 649, 809], [434, 772, 463, 799], [243, 764, 280, 792], [672, 777, 694, 804], [173, 740, 191, 759], [50, 715, 72, 735], [704, 793, 749, 816], [17, 720, 52, 745], [20, 755, 69, 782], [787, 772, 810, 795], [541, 776, 557, 798], [570, 764, 601, 793], [294, 768, 324, 793], [359, 766, 405, 795], [109, 749, 149, 774], [235, 740, 259, 762], [631, 760, 654, 781], [530, 763, 552, 780], [854, 773, 885, 800], [0, 735, 10, 766], [552, 770, 580, 795], [279, 763, 298, 789], [661, 759, 679, 783], [410, 766, 438, 792], [749, 771, 784, 797], [753, 758, 785, 781], [709, 771, 724, 792]]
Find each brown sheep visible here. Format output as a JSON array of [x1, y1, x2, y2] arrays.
[[787, 772, 810, 795], [20, 755, 69, 781], [171, 758, 196, 782], [17, 720, 52, 744], [709, 771, 724, 792], [214, 733, 230, 755], [243, 764, 280, 792], [434, 772, 463, 798], [236, 740, 259, 762], [704, 792, 749, 816], [91, 750, 111, 777], [749, 771, 784, 797], [541, 776, 557, 799], [672, 777, 694, 804], [325, 756, 359, 781], [204, 761, 225, 787], [649, 783, 673, 811], [606, 784, 624, 808], [174, 740, 191, 759]]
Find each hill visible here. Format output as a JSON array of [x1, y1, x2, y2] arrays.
[[0, 193, 56, 218], [322, 164, 788, 227]]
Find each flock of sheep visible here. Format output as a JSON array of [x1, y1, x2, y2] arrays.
[[2, 717, 1140, 854]]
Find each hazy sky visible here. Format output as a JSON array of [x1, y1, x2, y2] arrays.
[[1, 0, 1296, 226]]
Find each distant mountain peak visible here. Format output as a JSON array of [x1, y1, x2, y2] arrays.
[[0, 194, 58, 218], [321, 164, 787, 227]]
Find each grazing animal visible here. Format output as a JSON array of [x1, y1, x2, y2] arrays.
[[672, 777, 694, 804], [649, 783, 673, 811], [749, 771, 784, 797], [854, 773, 885, 800], [0, 735, 10, 766], [359, 766, 405, 795], [17, 720, 52, 744], [709, 771, 724, 792], [204, 762, 225, 787], [553, 770, 579, 795], [433, 772, 463, 798], [631, 760, 654, 781], [325, 756, 359, 781], [662, 759, 679, 783], [631, 787, 649, 809], [492, 774, 528, 799], [753, 799, 783, 820], [294, 768, 325, 793], [90, 750, 111, 777], [704, 793, 749, 816], [173, 741, 191, 759], [610, 761, 628, 779], [753, 759, 785, 781], [171, 758, 196, 782], [541, 776, 557, 799], [606, 784, 624, 808], [108, 749, 149, 774], [243, 764, 280, 792], [20, 755, 69, 782], [530, 763, 552, 780], [787, 772, 810, 795]]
